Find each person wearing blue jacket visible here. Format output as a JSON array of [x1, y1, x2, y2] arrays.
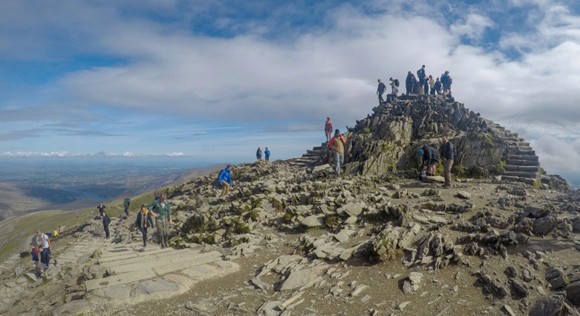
[[218, 165, 234, 196], [264, 147, 271, 161]]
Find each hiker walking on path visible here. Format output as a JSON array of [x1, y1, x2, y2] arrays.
[[422, 144, 440, 177], [102, 211, 111, 239], [123, 196, 131, 217], [148, 193, 172, 248], [36, 230, 52, 260], [135, 204, 154, 247], [97, 203, 106, 217], [325, 117, 333, 142], [264, 147, 271, 161], [440, 134, 457, 188], [328, 129, 347, 176], [38, 245, 50, 275], [377, 79, 386, 105], [31, 243, 39, 274], [256, 147, 263, 161], [218, 165, 234, 196]]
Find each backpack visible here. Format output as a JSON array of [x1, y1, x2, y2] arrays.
[[394, 79, 400, 87]]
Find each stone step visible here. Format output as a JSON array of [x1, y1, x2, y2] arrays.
[[504, 165, 540, 172], [306, 149, 323, 155], [507, 155, 539, 162], [105, 249, 214, 274], [508, 148, 535, 156], [506, 159, 540, 167], [502, 171, 538, 178], [98, 247, 176, 263], [501, 176, 536, 185]]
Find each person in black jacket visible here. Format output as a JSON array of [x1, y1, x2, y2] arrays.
[[102, 211, 111, 238], [135, 204, 154, 247], [422, 144, 440, 176], [405, 71, 416, 95], [440, 134, 456, 188]]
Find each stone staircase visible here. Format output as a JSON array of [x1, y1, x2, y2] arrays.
[[287, 142, 327, 167], [83, 235, 239, 305], [487, 121, 540, 185]]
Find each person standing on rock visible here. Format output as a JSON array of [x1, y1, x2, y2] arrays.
[[38, 245, 50, 275], [428, 75, 435, 95], [388, 77, 399, 102], [97, 203, 106, 218], [149, 193, 172, 248], [218, 165, 234, 196], [264, 147, 271, 162], [377, 79, 387, 105], [325, 117, 333, 142], [417, 65, 426, 90], [405, 71, 416, 95], [328, 129, 347, 176], [256, 147, 263, 161], [434, 77, 442, 95], [441, 71, 452, 96], [440, 134, 457, 188], [102, 211, 111, 239], [123, 195, 131, 217], [135, 204, 154, 248]]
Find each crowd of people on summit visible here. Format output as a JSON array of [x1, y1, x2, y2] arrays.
[[377, 65, 453, 106]]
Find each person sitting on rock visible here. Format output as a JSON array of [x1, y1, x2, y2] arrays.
[[218, 165, 234, 196], [422, 144, 440, 176], [328, 129, 347, 176], [135, 204, 154, 248]]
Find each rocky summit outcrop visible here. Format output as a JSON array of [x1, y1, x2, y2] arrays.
[[299, 95, 568, 190]]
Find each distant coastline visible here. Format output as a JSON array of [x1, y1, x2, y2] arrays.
[[0, 157, 221, 220]]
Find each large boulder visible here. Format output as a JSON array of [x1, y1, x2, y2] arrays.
[[532, 216, 557, 236]]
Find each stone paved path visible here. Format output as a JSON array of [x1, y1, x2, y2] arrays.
[[84, 240, 239, 305]]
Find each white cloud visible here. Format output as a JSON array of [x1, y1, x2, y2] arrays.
[[1, 1, 580, 177]]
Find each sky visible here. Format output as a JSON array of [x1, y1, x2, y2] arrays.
[[1, 0, 580, 180]]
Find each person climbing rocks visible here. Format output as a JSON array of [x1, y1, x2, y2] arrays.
[[328, 129, 347, 176], [325, 117, 333, 142], [405, 71, 416, 95], [417, 65, 426, 89], [102, 211, 111, 239], [31, 243, 39, 275], [135, 204, 154, 247], [377, 79, 387, 105], [38, 245, 50, 275], [440, 134, 457, 188], [218, 165, 234, 197], [148, 193, 172, 248], [264, 147, 271, 162], [388, 77, 399, 102], [422, 144, 440, 177], [256, 147, 263, 161], [441, 71, 452, 96], [123, 195, 131, 217]]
